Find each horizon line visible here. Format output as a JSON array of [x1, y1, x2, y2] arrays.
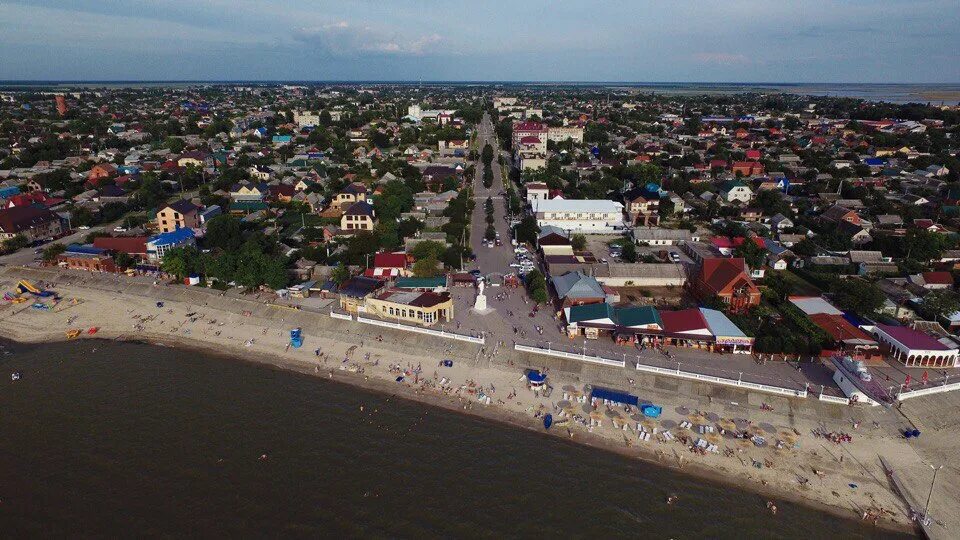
[[1, 79, 959, 86]]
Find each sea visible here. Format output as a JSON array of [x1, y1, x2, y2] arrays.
[[1, 81, 958, 105], [0, 339, 910, 538]]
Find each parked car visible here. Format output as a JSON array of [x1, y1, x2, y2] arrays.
[[669, 252, 682, 263]]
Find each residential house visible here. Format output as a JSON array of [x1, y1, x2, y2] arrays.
[[341, 201, 376, 231], [0, 206, 63, 242], [156, 199, 200, 233], [719, 180, 753, 203], [691, 257, 761, 313]]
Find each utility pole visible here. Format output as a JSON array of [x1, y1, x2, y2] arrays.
[[923, 464, 942, 525]]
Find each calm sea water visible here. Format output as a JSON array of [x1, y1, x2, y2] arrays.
[[0, 340, 910, 538]]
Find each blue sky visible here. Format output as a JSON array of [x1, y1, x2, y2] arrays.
[[1, 0, 958, 82]]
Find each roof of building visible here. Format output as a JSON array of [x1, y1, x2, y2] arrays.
[[552, 271, 606, 300], [660, 308, 709, 334], [394, 276, 447, 289], [598, 263, 685, 280], [699, 257, 756, 295], [616, 306, 662, 328], [566, 302, 615, 324], [922, 271, 953, 286], [875, 324, 954, 351], [0, 206, 59, 234], [532, 199, 623, 214], [93, 235, 148, 255], [344, 200, 375, 217], [148, 227, 195, 246], [375, 289, 451, 308], [373, 252, 407, 269], [338, 276, 384, 298], [699, 308, 747, 338], [163, 199, 198, 215], [633, 227, 693, 242], [789, 296, 843, 316], [809, 314, 877, 345]]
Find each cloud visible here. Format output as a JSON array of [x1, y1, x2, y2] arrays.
[[693, 52, 751, 65], [293, 21, 442, 56]]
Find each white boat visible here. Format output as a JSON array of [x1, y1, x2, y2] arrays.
[[11, 372, 21, 381]]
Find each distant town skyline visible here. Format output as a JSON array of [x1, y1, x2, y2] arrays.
[[1, 0, 958, 83]]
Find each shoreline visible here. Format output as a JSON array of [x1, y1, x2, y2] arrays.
[[0, 269, 925, 535], [2, 331, 916, 536]]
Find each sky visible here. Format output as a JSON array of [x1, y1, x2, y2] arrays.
[[1, 0, 958, 82]]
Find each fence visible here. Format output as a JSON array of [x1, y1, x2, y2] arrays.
[[633, 362, 808, 398], [514, 344, 626, 368], [352, 313, 485, 345], [329, 311, 353, 321], [897, 380, 960, 402], [818, 393, 852, 405]]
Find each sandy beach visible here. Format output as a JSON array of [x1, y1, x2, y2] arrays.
[[0, 267, 947, 536]]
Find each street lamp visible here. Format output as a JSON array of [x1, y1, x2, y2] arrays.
[[923, 464, 943, 525]]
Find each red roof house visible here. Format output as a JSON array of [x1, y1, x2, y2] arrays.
[[692, 258, 761, 313]]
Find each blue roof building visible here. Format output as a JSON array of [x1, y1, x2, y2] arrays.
[[146, 227, 195, 262]]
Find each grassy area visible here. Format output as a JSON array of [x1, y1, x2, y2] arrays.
[[780, 270, 823, 296]]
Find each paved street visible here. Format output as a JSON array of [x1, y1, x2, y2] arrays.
[[445, 114, 840, 394]]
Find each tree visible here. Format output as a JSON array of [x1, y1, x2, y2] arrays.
[[514, 216, 539, 246], [571, 234, 587, 251], [114, 251, 133, 269], [481, 143, 494, 167], [203, 215, 243, 251], [621, 242, 638, 263], [330, 263, 351, 285], [411, 240, 446, 261], [412, 257, 442, 277], [734, 239, 767, 269], [831, 279, 885, 316], [921, 289, 960, 320], [160, 246, 200, 279], [41, 243, 66, 262], [531, 287, 549, 305]]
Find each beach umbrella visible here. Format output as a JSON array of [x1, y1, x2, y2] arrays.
[[718, 419, 737, 431], [759, 422, 777, 434], [706, 412, 720, 422], [660, 419, 677, 429], [562, 384, 576, 392], [706, 433, 722, 444], [676, 406, 689, 416]]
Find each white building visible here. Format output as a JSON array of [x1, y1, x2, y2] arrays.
[[547, 126, 585, 144], [525, 182, 549, 203], [532, 199, 625, 233], [293, 110, 320, 128]]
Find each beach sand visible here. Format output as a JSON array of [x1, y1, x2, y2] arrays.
[[0, 268, 935, 535]]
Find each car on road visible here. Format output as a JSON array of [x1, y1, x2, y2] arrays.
[[468, 269, 482, 277], [114, 226, 128, 232], [77, 225, 90, 230]]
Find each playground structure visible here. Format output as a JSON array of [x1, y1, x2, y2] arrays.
[[16, 279, 54, 297], [290, 328, 303, 348], [4, 279, 60, 309]]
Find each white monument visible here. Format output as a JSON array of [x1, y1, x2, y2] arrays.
[[471, 279, 494, 315]]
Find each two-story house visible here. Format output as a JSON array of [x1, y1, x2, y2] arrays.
[[341, 201, 376, 232], [156, 199, 200, 233]]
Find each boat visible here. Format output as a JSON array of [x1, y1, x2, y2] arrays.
[[11, 372, 21, 381], [87, 327, 99, 335], [543, 413, 553, 429], [65, 329, 81, 339], [841, 356, 872, 382]]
